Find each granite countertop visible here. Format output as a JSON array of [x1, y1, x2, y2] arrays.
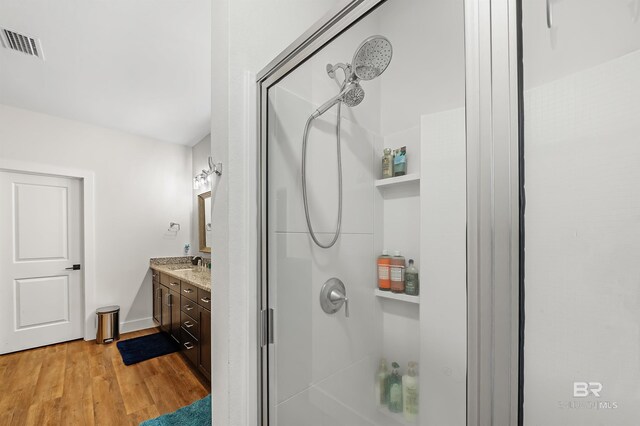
[[150, 257, 211, 291]]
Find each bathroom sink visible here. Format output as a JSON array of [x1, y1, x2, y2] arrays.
[[166, 265, 195, 271]]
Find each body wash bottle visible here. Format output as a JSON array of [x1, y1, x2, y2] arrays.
[[387, 362, 403, 413], [405, 259, 419, 296], [403, 362, 419, 421], [375, 358, 389, 407]]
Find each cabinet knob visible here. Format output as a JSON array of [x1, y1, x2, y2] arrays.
[[183, 342, 194, 350]]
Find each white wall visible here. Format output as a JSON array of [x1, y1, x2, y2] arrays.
[[0, 104, 192, 336], [210, 1, 340, 425], [523, 2, 640, 424], [523, 48, 640, 426], [191, 134, 212, 256]]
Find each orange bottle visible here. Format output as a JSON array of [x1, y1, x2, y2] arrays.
[[390, 250, 406, 293], [377, 250, 391, 291]]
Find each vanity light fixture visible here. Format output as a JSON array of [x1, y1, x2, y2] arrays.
[[193, 156, 223, 189]]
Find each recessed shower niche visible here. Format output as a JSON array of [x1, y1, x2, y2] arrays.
[[262, 0, 467, 424]]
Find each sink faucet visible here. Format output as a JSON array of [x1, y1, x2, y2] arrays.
[[192, 256, 202, 266]]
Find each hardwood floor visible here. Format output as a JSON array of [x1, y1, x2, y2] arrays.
[[0, 328, 210, 426]]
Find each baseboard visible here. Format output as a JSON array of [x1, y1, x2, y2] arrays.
[[120, 317, 156, 334]]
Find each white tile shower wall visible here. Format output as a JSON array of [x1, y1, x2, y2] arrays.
[[420, 107, 467, 426], [269, 86, 379, 235], [268, 79, 382, 423], [524, 49, 640, 426], [378, 0, 465, 137]]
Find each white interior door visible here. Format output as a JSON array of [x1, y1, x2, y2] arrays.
[[0, 171, 83, 354]]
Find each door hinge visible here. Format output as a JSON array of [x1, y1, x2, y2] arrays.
[[259, 308, 274, 347]]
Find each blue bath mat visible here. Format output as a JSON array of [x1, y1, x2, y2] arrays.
[[140, 394, 211, 426], [116, 332, 179, 366]]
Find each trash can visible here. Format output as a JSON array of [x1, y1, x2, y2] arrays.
[[96, 305, 120, 344]]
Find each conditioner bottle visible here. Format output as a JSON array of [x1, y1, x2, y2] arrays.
[[403, 362, 419, 422]]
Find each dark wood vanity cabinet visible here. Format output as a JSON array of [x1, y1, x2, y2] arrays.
[[153, 270, 211, 382], [197, 304, 211, 379], [169, 289, 181, 343], [152, 275, 161, 325], [159, 285, 172, 334]]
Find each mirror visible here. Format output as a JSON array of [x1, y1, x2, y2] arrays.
[[198, 191, 212, 253]]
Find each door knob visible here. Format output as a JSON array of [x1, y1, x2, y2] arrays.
[[65, 264, 81, 270], [320, 278, 349, 318]]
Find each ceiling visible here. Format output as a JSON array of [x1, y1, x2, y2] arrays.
[[0, 0, 211, 146]]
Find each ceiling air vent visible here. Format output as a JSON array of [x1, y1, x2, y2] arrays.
[[0, 28, 44, 59]]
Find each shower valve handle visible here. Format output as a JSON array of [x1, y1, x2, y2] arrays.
[[320, 278, 349, 318], [329, 290, 349, 318]]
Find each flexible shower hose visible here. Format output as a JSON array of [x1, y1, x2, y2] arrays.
[[301, 102, 343, 249]]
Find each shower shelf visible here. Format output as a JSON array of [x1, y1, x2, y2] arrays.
[[374, 289, 420, 304], [377, 406, 417, 425], [374, 173, 420, 188]]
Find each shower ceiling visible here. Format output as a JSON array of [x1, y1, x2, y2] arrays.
[[0, 0, 211, 146]]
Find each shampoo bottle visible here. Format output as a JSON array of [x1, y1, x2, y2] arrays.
[[377, 250, 391, 291], [382, 148, 393, 179], [403, 362, 419, 421], [387, 362, 403, 413], [393, 146, 407, 176], [390, 251, 406, 293], [375, 358, 389, 407], [405, 259, 419, 296]]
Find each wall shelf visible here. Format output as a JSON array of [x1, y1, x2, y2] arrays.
[[375, 174, 420, 198], [374, 173, 420, 188], [377, 406, 417, 425], [375, 289, 420, 304]]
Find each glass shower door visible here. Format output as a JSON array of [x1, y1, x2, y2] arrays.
[[262, 0, 468, 424]]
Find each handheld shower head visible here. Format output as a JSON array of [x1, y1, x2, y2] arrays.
[[312, 82, 365, 118], [352, 35, 393, 81]]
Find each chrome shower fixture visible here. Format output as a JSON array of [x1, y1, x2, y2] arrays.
[[302, 35, 393, 249], [325, 35, 393, 89], [312, 82, 365, 118]]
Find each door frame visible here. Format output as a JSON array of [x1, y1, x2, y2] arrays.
[[0, 159, 97, 342], [255, 0, 521, 424]]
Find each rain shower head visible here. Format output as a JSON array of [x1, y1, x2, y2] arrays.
[[312, 82, 364, 118], [352, 35, 393, 81]]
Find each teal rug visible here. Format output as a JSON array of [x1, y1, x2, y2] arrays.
[[140, 395, 211, 426]]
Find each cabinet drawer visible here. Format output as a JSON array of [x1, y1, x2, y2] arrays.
[[167, 277, 181, 291], [179, 329, 199, 366], [181, 281, 198, 301], [181, 297, 198, 315], [198, 288, 211, 309], [180, 310, 200, 338]]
